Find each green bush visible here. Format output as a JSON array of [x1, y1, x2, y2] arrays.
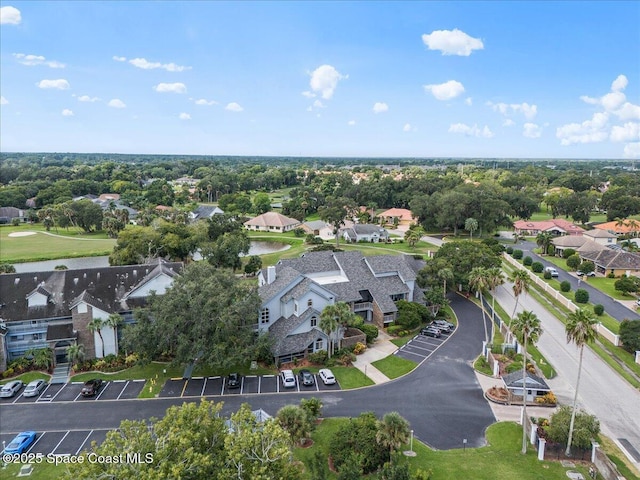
[[506, 246, 514, 254], [562, 248, 576, 259], [523, 256, 533, 266], [566, 254, 581, 270], [506, 361, 523, 373], [560, 280, 571, 292], [543, 271, 552, 279], [593, 304, 604, 316], [574, 289, 589, 304], [386, 325, 405, 336], [307, 350, 328, 365], [607, 272, 616, 279], [531, 262, 544, 273], [619, 319, 640, 353], [512, 249, 523, 260], [358, 324, 379, 344]]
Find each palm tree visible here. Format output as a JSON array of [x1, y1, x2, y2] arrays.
[[511, 310, 542, 454], [321, 302, 356, 352], [404, 227, 423, 249], [105, 313, 123, 355], [465, 217, 479, 239], [33, 347, 54, 371], [508, 269, 531, 342], [468, 267, 490, 344], [66, 344, 85, 366], [565, 308, 598, 456], [486, 267, 505, 342], [87, 317, 106, 358], [536, 232, 553, 255], [319, 307, 339, 358], [376, 412, 410, 465], [437, 267, 454, 295]]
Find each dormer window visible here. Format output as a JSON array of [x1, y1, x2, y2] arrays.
[[307, 298, 313, 308], [311, 316, 317, 327]]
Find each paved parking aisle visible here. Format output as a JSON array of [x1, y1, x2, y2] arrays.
[[158, 378, 187, 398], [54, 383, 84, 402], [36, 383, 66, 402], [1, 429, 112, 456], [395, 332, 446, 362]]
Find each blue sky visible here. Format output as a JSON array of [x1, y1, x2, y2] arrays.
[[1, 1, 639, 158]]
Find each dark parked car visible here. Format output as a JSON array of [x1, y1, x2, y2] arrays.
[[227, 373, 241, 389], [81, 379, 103, 397], [299, 369, 315, 386], [421, 327, 441, 338]]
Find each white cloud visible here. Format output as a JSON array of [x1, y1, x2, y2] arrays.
[[448, 123, 494, 138], [348, 120, 356, 126], [194, 98, 217, 106], [36, 79, 70, 90], [556, 112, 609, 145], [301, 91, 316, 98], [0, 96, 8, 105], [503, 119, 515, 127], [623, 142, 640, 158], [62, 109, 74, 116], [523, 123, 542, 138], [0, 6, 21, 25], [421, 28, 484, 56], [129, 57, 191, 72], [372, 102, 389, 114], [610, 122, 640, 142], [313, 99, 325, 109], [179, 112, 191, 120], [309, 65, 345, 100], [403, 123, 417, 132], [153, 82, 187, 94], [77, 95, 100, 102], [13, 53, 65, 68], [616, 102, 640, 121], [225, 102, 243, 112], [108, 99, 126, 108], [424, 80, 465, 101], [113, 56, 127, 62], [611, 74, 628, 92], [487, 101, 537, 119], [465, 97, 473, 106]]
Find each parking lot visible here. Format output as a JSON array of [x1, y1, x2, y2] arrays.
[[159, 373, 341, 398], [394, 327, 451, 362], [0, 380, 146, 405], [1, 429, 109, 457]]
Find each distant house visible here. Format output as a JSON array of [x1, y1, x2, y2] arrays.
[[0, 260, 182, 371], [513, 219, 585, 236], [594, 219, 640, 236], [341, 224, 389, 243], [98, 193, 121, 202], [301, 220, 328, 236], [502, 371, 551, 403], [0, 207, 25, 224], [190, 205, 224, 221], [244, 212, 301, 233], [257, 251, 424, 363], [379, 208, 414, 229]]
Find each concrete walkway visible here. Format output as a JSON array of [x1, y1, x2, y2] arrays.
[[352, 329, 398, 384]]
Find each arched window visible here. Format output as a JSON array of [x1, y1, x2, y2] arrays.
[[260, 308, 270, 324], [310, 316, 317, 327]]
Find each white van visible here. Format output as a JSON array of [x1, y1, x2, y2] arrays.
[[280, 369, 296, 388], [319, 368, 336, 385]]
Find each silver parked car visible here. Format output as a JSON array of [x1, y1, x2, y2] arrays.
[[23, 379, 47, 398], [0, 380, 24, 398]]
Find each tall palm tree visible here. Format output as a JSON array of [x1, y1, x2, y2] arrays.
[[105, 313, 123, 355], [535, 232, 553, 255], [438, 267, 454, 295], [376, 412, 410, 465], [319, 307, 339, 358], [511, 310, 542, 454], [486, 267, 505, 342], [33, 347, 54, 371], [321, 302, 356, 351], [469, 267, 490, 344], [565, 308, 598, 456], [87, 317, 106, 358], [66, 344, 85, 366], [465, 217, 479, 239], [508, 269, 531, 341]]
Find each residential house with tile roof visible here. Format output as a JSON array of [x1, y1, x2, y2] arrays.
[[0, 260, 182, 371], [341, 224, 389, 243], [379, 208, 414, 229], [257, 251, 424, 363], [513, 218, 585, 236], [244, 212, 301, 233]]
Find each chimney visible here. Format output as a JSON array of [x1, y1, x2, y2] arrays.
[[267, 266, 276, 285]]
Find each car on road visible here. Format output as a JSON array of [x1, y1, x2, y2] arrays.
[[227, 373, 241, 389], [577, 270, 596, 277], [0, 380, 24, 398], [23, 379, 47, 398], [3, 431, 37, 454], [318, 368, 336, 385], [544, 266, 559, 277], [81, 379, 103, 397], [299, 369, 315, 386], [280, 369, 296, 388], [421, 327, 442, 338]]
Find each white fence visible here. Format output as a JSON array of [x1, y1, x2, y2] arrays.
[[502, 254, 622, 347]]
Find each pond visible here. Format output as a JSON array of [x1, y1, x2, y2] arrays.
[[12, 241, 290, 273]]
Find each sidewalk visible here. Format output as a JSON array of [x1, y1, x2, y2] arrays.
[[352, 329, 398, 384]]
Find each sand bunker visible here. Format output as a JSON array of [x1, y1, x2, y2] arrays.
[[8, 231, 38, 237]]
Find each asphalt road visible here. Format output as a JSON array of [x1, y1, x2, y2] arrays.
[[0, 294, 495, 451]]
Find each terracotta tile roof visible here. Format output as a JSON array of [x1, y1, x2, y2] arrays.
[[244, 212, 300, 228]]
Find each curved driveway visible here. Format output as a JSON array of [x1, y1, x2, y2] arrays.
[[0, 295, 495, 451]]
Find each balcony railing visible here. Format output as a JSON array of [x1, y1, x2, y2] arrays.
[[7, 339, 48, 352], [353, 302, 372, 312], [382, 314, 396, 325]]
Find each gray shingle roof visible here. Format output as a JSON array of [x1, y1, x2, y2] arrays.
[[580, 249, 640, 269], [46, 323, 75, 341], [502, 371, 550, 390]]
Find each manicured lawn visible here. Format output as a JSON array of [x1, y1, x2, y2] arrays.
[[587, 277, 631, 300], [371, 355, 416, 379], [474, 355, 493, 375], [391, 335, 414, 348], [331, 365, 375, 389], [0, 371, 51, 385], [0, 462, 62, 479], [0, 224, 115, 263]]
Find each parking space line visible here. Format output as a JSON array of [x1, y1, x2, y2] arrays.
[[113, 380, 126, 383], [95, 383, 109, 401], [116, 381, 130, 400], [50, 384, 67, 402], [200, 378, 207, 397], [11, 393, 22, 404], [71, 382, 83, 385], [403, 344, 436, 353], [37, 383, 53, 401], [258, 376, 261, 394], [180, 380, 189, 398], [26, 432, 46, 453], [397, 349, 427, 359], [220, 378, 225, 396], [240, 377, 244, 394], [74, 391, 83, 401], [50, 431, 70, 455], [76, 430, 94, 455], [192, 376, 203, 380], [133, 379, 145, 382]]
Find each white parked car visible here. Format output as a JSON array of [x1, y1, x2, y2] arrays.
[[544, 266, 559, 277], [280, 369, 296, 388], [0, 380, 24, 398], [23, 379, 47, 398], [319, 368, 336, 385]]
